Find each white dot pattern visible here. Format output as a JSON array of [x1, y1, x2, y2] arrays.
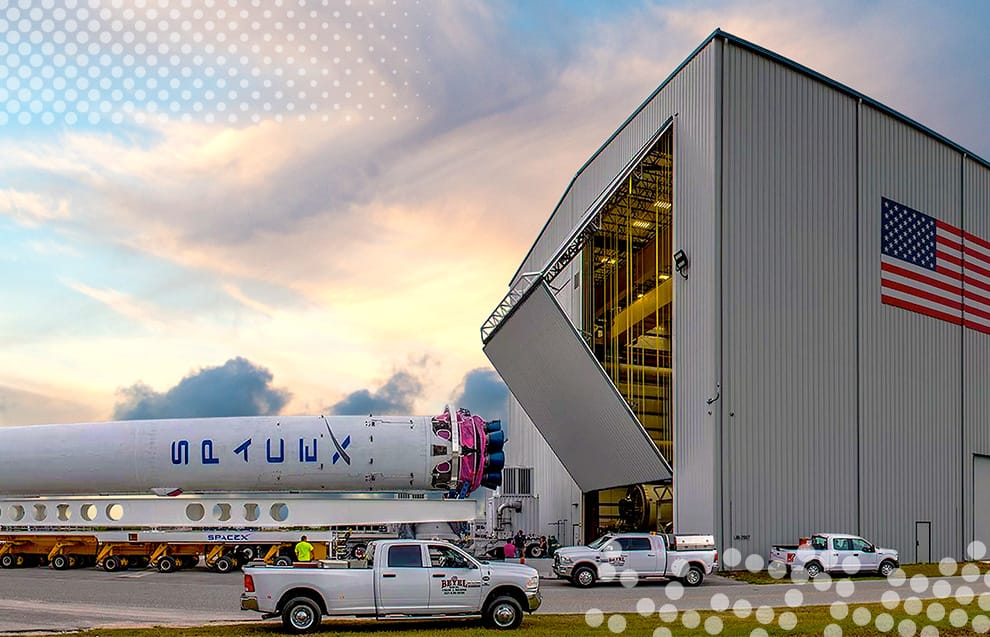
[[0, 0, 426, 125]]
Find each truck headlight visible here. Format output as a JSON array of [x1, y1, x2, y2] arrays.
[[559, 555, 572, 564], [526, 576, 539, 590]]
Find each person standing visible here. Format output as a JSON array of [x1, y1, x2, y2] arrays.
[[513, 529, 526, 555], [294, 535, 314, 562]]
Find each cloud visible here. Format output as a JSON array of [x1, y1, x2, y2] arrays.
[[328, 370, 424, 416], [113, 357, 291, 420], [0, 189, 71, 227], [451, 368, 508, 425]]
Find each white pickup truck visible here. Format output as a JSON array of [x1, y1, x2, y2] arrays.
[[241, 539, 541, 632], [552, 532, 718, 587], [769, 533, 899, 578]]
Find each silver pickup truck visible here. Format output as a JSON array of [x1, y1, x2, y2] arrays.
[[241, 539, 541, 632], [553, 532, 718, 587], [769, 532, 899, 578]]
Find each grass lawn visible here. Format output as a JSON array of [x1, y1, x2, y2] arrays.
[[724, 561, 990, 585], [65, 597, 990, 637]]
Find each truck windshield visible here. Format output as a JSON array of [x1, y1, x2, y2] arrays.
[[587, 535, 613, 549]]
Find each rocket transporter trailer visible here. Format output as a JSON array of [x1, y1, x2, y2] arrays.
[[0, 407, 503, 574]]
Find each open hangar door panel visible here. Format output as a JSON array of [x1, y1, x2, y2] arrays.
[[483, 281, 671, 492]]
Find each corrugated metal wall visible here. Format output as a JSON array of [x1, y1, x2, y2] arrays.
[[963, 159, 990, 552], [858, 106, 964, 561], [721, 43, 860, 560]]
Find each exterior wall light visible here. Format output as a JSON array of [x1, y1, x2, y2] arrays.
[[673, 249, 689, 279]]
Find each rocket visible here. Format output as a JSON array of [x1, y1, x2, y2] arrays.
[[0, 406, 505, 498]]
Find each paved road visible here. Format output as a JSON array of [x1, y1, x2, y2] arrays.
[[1, 561, 987, 634]]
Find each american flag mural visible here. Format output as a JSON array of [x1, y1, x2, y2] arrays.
[[881, 197, 990, 335]]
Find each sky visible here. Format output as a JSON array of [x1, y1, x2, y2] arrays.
[[1, 0, 988, 428]]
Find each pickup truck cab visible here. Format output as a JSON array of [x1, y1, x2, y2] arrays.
[[241, 539, 540, 632], [552, 532, 718, 588], [769, 533, 899, 578]]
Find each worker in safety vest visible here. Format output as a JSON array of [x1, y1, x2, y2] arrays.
[[294, 535, 315, 562]]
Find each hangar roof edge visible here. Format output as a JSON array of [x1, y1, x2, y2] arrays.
[[509, 28, 990, 286]]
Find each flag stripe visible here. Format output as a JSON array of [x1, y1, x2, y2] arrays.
[[965, 231, 990, 252], [964, 302, 990, 322], [882, 279, 963, 312], [965, 319, 990, 335], [938, 250, 964, 269], [939, 236, 964, 253], [938, 220, 963, 238], [882, 294, 963, 325], [964, 241, 990, 263], [964, 256, 990, 281], [881, 260, 962, 291], [964, 287, 990, 309]]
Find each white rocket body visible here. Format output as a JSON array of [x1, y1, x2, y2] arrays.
[[0, 412, 485, 497]]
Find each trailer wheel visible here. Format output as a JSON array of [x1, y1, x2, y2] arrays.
[[157, 556, 177, 573], [683, 565, 704, 587], [351, 543, 367, 560], [484, 595, 523, 630], [274, 555, 293, 567], [51, 555, 70, 570], [103, 556, 123, 572], [238, 546, 258, 562], [572, 565, 597, 588], [214, 556, 235, 573], [525, 544, 544, 559], [0, 554, 14, 569], [281, 596, 322, 634]]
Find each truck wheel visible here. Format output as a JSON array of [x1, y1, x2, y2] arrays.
[[805, 561, 823, 579], [351, 543, 367, 560], [0, 554, 14, 569], [214, 556, 235, 573], [103, 556, 123, 572], [879, 560, 897, 577], [572, 565, 597, 588], [525, 544, 544, 559], [484, 595, 523, 630], [274, 556, 293, 567], [157, 556, 177, 573], [281, 596, 322, 634], [51, 555, 70, 570], [683, 565, 704, 587]]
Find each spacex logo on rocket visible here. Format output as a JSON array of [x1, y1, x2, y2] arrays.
[[169, 422, 352, 466]]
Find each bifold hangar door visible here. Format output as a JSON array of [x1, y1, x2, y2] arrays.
[[483, 281, 671, 492]]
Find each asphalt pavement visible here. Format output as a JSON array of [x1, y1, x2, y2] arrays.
[[1, 560, 988, 634]]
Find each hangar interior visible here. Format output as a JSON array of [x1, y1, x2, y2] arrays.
[[580, 129, 675, 532]]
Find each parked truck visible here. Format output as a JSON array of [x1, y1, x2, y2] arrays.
[[769, 532, 899, 578], [552, 532, 718, 587], [241, 539, 541, 632]]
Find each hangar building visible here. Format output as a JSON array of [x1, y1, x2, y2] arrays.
[[481, 30, 990, 564]]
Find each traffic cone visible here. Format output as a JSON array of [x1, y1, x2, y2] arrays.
[[520, 556, 525, 564]]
